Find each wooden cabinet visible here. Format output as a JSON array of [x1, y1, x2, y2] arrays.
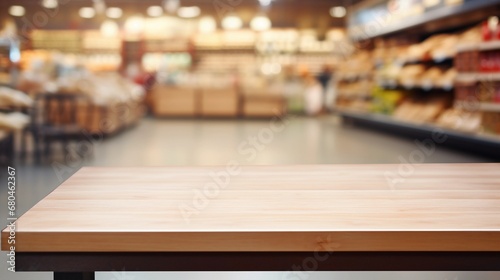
[[200, 88, 239, 117], [151, 85, 198, 117], [243, 90, 286, 118]]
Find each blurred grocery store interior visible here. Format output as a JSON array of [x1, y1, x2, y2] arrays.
[[1, 0, 500, 279]]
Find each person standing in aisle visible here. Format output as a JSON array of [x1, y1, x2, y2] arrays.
[[316, 64, 333, 111], [304, 71, 324, 116]]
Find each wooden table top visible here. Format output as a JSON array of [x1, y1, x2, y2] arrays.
[[2, 164, 500, 253]]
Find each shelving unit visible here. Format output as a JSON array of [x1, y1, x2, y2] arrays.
[[456, 73, 500, 82], [455, 101, 500, 112], [338, 109, 500, 158], [349, 0, 500, 40], [336, 0, 500, 156]]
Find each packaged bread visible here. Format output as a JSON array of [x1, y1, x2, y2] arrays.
[[460, 26, 482, 44], [419, 67, 444, 89], [436, 68, 457, 90], [0, 112, 30, 131], [0, 87, 33, 108], [406, 34, 449, 61], [399, 65, 426, 88], [431, 35, 459, 60], [437, 108, 482, 132]]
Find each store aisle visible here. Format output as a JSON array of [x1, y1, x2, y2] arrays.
[[1, 116, 496, 280], [93, 115, 491, 166]]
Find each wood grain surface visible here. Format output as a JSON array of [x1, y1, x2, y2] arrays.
[[2, 164, 500, 252]]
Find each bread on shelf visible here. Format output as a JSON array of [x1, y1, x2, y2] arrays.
[[399, 65, 426, 88], [0, 112, 30, 131], [0, 87, 33, 108]]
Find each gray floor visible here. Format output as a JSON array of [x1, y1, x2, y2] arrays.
[[1, 116, 498, 280]]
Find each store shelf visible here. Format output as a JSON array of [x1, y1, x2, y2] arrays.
[[337, 93, 372, 99], [337, 109, 500, 158], [457, 40, 500, 52], [338, 72, 372, 82], [479, 41, 500, 51], [455, 101, 500, 112], [396, 56, 454, 66], [377, 80, 454, 91], [348, 0, 500, 41], [456, 73, 500, 82]]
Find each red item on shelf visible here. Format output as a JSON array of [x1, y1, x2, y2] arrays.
[[483, 20, 493, 41], [479, 51, 500, 73]]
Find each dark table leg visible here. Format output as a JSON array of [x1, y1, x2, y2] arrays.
[[54, 272, 95, 280]]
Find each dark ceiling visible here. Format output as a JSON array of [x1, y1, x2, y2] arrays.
[[0, 0, 365, 30]]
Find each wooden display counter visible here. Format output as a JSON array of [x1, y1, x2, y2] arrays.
[[3, 164, 500, 278], [242, 90, 286, 118], [151, 85, 198, 117], [200, 87, 239, 117], [150, 85, 287, 118]]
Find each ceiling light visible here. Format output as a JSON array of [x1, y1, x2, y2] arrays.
[[41, 0, 58, 9], [106, 7, 123, 19], [199, 16, 217, 33], [259, 0, 272, 6], [9, 6, 25, 17], [164, 0, 180, 13], [147, 6, 164, 17], [177, 6, 201, 18], [125, 15, 145, 35], [79, 7, 96, 18], [250, 15, 271, 31], [100, 20, 119, 37], [330, 6, 346, 18], [222, 15, 243, 30]]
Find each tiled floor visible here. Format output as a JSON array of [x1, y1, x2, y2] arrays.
[[1, 116, 498, 280]]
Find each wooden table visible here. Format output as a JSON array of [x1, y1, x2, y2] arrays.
[[2, 164, 500, 279]]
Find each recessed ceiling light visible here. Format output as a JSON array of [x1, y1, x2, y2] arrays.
[[199, 16, 217, 33], [9, 6, 25, 17], [106, 7, 123, 19], [42, 0, 58, 9], [147, 6, 164, 17], [101, 20, 119, 37], [222, 15, 243, 30], [250, 15, 271, 31], [259, 0, 272, 6], [125, 15, 145, 35], [79, 7, 96, 19], [330, 6, 347, 18], [177, 6, 201, 18]]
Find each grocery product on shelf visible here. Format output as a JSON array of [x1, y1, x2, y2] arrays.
[[334, 50, 374, 111], [0, 112, 30, 131], [437, 68, 458, 89], [393, 96, 450, 124], [371, 87, 405, 115], [0, 87, 33, 108], [436, 108, 482, 133], [419, 67, 445, 89], [399, 65, 426, 88], [483, 112, 500, 134]]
